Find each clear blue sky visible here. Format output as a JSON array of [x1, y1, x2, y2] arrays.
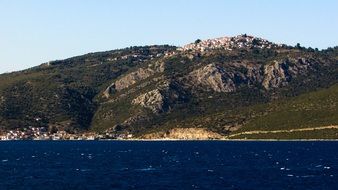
[[1, 0, 337, 73]]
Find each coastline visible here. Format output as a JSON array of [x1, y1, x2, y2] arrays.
[[114, 138, 338, 141], [1, 138, 338, 142]]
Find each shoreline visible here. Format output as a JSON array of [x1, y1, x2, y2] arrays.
[[1, 138, 338, 142]]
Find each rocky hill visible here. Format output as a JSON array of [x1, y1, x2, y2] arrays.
[[0, 35, 337, 139]]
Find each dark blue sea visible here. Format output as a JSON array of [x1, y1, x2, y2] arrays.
[[0, 141, 338, 190]]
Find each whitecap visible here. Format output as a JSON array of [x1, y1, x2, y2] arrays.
[[2, 159, 8, 162], [324, 166, 330, 169], [287, 174, 294, 177], [301, 175, 315, 178], [137, 168, 156, 171], [192, 184, 198, 188], [136, 166, 156, 171]]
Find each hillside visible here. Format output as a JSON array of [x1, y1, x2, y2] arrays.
[[0, 34, 337, 139]]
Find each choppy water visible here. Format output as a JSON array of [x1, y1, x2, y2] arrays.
[[0, 141, 337, 190]]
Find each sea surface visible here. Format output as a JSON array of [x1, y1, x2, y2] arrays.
[[0, 141, 337, 190]]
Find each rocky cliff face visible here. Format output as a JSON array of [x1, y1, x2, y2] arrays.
[[103, 68, 155, 98], [103, 60, 168, 99], [261, 58, 318, 89], [115, 68, 155, 91], [132, 89, 164, 113], [262, 61, 290, 89], [188, 64, 236, 92], [184, 57, 317, 92]]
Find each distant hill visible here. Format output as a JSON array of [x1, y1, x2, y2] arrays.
[[0, 35, 337, 139]]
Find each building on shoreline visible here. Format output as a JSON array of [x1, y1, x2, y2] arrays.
[[0, 127, 133, 140]]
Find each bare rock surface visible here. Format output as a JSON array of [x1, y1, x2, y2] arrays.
[[142, 128, 223, 139], [132, 89, 164, 113], [262, 58, 316, 89], [188, 64, 236, 92], [103, 68, 155, 98], [262, 61, 289, 89], [115, 68, 155, 90]]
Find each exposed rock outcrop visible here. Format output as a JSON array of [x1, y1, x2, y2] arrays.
[[103, 68, 155, 98], [188, 64, 236, 92], [261, 58, 316, 89], [142, 128, 223, 139], [262, 61, 290, 89], [131, 79, 188, 113], [132, 89, 164, 113], [115, 68, 155, 90], [103, 62, 170, 98], [184, 57, 317, 92], [103, 83, 116, 98]]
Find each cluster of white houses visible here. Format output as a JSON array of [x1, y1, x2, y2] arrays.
[[180, 34, 283, 52], [106, 51, 174, 62], [0, 127, 133, 141]]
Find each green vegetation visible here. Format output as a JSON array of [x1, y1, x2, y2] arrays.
[[0, 45, 175, 132], [233, 84, 338, 133], [229, 129, 338, 139], [194, 39, 202, 44], [0, 39, 337, 139]]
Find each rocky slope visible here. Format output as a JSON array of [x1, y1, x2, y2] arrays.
[[142, 128, 222, 140], [0, 35, 337, 139]]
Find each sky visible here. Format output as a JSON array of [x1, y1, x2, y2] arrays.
[[0, 0, 337, 73]]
